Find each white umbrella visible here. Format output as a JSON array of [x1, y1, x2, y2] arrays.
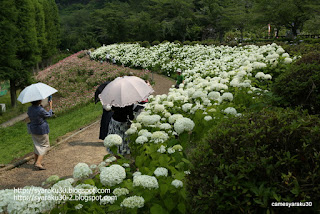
[[17, 83, 58, 104], [99, 76, 154, 107]]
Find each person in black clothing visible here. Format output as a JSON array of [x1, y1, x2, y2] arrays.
[[107, 104, 134, 155]]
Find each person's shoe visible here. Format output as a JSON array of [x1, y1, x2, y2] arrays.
[[35, 165, 46, 170]]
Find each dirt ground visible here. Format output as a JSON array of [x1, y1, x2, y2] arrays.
[[0, 73, 174, 189]]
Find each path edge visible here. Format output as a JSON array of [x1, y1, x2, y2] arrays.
[[0, 120, 100, 174]]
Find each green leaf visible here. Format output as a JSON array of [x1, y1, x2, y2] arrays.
[[108, 205, 121, 212], [181, 158, 191, 164], [178, 203, 186, 214], [164, 197, 175, 211], [83, 179, 95, 186], [150, 204, 168, 214], [160, 183, 169, 197]]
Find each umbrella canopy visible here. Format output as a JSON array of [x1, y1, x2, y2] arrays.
[[17, 83, 58, 104], [94, 81, 110, 104], [99, 76, 154, 107]]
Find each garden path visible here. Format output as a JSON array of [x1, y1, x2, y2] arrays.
[[0, 73, 174, 189]]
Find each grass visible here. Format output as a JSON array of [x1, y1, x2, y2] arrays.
[[0, 91, 30, 124], [0, 101, 103, 164]]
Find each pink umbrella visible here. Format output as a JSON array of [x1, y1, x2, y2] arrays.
[[99, 76, 154, 107]]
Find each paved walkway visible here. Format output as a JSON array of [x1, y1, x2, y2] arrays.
[[0, 73, 174, 189]]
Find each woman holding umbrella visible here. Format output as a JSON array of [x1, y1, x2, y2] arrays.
[[18, 83, 57, 170], [99, 76, 154, 156], [28, 99, 53, 170]]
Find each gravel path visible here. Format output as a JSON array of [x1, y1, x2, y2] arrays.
[[0, 73, 174, 189]]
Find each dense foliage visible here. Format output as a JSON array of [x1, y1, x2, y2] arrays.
[[56, 0, 320, 51], [272, 52, 320, 114], [188, 107, 320, 213], [0, 0, 60, 107]]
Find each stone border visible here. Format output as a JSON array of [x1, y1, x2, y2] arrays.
[[0, 120, 100, 173]]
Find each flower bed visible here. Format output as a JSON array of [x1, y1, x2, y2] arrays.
[[0, 43, 295, 213]]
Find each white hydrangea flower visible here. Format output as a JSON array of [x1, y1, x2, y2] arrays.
[[73, 163, 93, 179], [90, 164, 97, 169], [182, 103, 193, 112], [75, 204, 83, 210], [284, 57, 292, 64], [120, 196, 145, 208], [168, 114, 183, 124], [133, 175, 159, 189], [104, 134, 122, 148], [208, 91, 220, 100], [204, 116, 212, 121], [157, 145, 167, 153], [113, 188, 129, 197], [167, 147, 175, 154], [135, 136, 148, 144], [100, 164, 126, 187], [75, 184, 97, 196], [100, 195, 117, 205], [122, 163, 130, 168], [151, 131, 169, 143], [184, 170, 191, 175], [223, 107, 238, 115], [154, 167, 168, 177], [174, 117, 195, 135], [221, 92, 233, 102], [159, 123, 171, 130], [125, 126, 137, 135], [171, 179, 183, 188], [133, 171, 142, 177], [154, 104, 165, 112], [172, 144, 183, 151], [138, 129, 152, 138]]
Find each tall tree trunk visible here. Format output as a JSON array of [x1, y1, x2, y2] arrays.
[[10, 79, 17, 108]]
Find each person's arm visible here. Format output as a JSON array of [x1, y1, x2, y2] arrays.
[[40, 101, 53, 118]]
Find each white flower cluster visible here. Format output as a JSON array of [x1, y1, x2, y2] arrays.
[[120, 196, 145, 209], [100, 164, 126, 187], [73, 163, 93, 179], [153, 167, 168, 177], [150, 131, 169, 143], [113, 188, 129, 197], [104, 134, 122, 148], [171, 179, 183, 188], [174, 117, 195, 134], [133, 175, 159, 189], [135, 136, 148, 144]]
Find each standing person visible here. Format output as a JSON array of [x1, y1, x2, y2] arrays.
[[175, 68, 184, 88], [107, 104, 134, 155], [27, 99, 53, 170]]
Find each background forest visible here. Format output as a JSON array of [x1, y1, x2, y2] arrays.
[[56, 0, 320, 51]]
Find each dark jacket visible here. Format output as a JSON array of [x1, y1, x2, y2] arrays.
[[27, 105, 53, 135]]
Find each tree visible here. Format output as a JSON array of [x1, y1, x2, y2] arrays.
[[42, 0, 60, 61], [0, 0, 20, 107], [254, 0, 316, 37]]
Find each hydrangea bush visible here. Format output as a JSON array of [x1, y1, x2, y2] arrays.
[[0, 42, 295, 213]]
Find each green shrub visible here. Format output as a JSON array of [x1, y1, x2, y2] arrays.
[[187, 107, 320, 213], [183, 40, 191, 45], [272, 52, 320, 114], [141, 40, 151, 48], [174, 40, 182, 45], [152, 40, 160, 46]]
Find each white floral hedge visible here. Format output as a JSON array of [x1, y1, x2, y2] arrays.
[[0, 42, 294, 213]]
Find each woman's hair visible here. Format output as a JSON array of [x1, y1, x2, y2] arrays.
[[31, 100, 42, 106]]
